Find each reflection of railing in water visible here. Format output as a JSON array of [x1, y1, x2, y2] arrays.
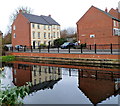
[[78, 69, 120, 81], [78, 69, 120, 105]]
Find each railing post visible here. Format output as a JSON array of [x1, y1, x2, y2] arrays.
[[68, 46, 70, 53], [31, 46, 33, 52], [48, 46, 50, 53], [11, 46, 13, 52], [90, 45, 91, 50], [95, 44, 96, 54], [17, 46, 19, 52], [110, 43, 112, 54], [39, 46, 41, 52], [24, 46, 26, 52], [81, 44, 83, 53], [58, 47, 59, 53]]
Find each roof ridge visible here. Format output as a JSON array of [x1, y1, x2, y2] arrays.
[[40, 15, 51, 25], [93, 6, 120, 21]]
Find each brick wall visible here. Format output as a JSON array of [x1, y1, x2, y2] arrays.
[[12, 13, 31, 47], [10, 52, 119, 60], [77, 6, 119, 45]]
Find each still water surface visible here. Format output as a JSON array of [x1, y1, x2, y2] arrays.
[[1, 62, 120, 105]]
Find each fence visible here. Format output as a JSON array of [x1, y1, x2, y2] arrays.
[[9, 44, 120, 54]]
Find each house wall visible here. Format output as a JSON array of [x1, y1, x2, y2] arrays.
[[12, 13, 31, 47], [77, 6, 119, 45], [31, 23, 60, 46]]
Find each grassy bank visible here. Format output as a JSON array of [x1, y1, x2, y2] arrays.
[[0, 55, 15, 62]]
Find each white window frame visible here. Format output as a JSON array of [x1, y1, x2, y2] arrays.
[[13, 33, 16, 38], [113, 28, 119, 36], [13, 25, 16, 30], [90, 34, 95, 38]]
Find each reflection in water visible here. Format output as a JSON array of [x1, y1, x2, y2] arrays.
[[78, 69, 120, 105], [2, 62, 120, 105]]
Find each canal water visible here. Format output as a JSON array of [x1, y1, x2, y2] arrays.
[[1, 61, 120, 105]]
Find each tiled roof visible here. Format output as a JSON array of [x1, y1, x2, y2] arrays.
[[23, 13, 60, 25], [94, 6, 120, 21]]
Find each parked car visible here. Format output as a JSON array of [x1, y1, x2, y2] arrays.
[[15, 45, 23, 50], [60, 42, 75, 49]]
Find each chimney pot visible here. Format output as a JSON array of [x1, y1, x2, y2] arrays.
[[116, 8, 119, 12], [49, 14, 51, 17], [19, 10, 22, 13], [105, 8, 108, 12]]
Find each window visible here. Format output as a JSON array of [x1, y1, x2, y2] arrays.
[[37, 24, 40, 29], [53, 32, 55, 38], [38, 32, 40, 39], [48, 33, 50, 39], [44, 32, 46, 39], [57, 32, 59, 38], [13, 25, 16, 30], [44, 25, 46, 30], [113, 28, 120, 36], [57, 26, 59, 30], [53, 25, 55, 29], [32, 23, 35, 28], [90, 34, 95, 38], [48, 26, 50, 30], [33, 32, 35, 39], [13, 33, 16, 38]]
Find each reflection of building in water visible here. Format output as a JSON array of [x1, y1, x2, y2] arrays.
[[12, 63, 62, 91], [78, 69, 120, 105], [12, 63, 32, 86], [32, 65, 62, 85]]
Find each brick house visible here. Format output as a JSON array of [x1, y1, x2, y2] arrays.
[[12, 10, 60, 47], [76, 6, 120, 45]]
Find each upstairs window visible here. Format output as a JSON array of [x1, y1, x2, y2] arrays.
[[48, 33, 50, 39], [13, 25, 16, 30], [13, 33, 16, 38], [44, 32, 46, 39], [38, 32, 40, 39], [32, 24, 35, 28], [33, 32, 35, 39], [48, 26, 50, 30], [90, 34, 95, 38], [113, 28, 120, 36], [37, 24, 40, 29], [44, 25, 46, 30], [57, 32, 59, 38], [53, 32, 55, 38]]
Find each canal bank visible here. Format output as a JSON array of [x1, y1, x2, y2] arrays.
[[9, 52, 120, 67]]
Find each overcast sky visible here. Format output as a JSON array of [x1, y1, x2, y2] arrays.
[[0, 0, 119, 35]]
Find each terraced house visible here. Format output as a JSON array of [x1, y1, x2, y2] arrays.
[[77, 6, 120, 45], [12, 10, 60, 47]]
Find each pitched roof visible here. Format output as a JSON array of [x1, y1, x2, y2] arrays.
[[22, 13, 60, 25], [94, 6, 120, 21]]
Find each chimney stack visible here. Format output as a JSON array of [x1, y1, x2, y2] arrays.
[[19, 10, 22, 13], [116, 8, 119, 12], [105, 8, 108, 12], [49, 14, 51, 17]]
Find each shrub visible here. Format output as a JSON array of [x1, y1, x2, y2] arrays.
[[2, 56, 15, 62]]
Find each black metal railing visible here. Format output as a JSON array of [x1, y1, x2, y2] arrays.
[[9, 44, 120, 54]]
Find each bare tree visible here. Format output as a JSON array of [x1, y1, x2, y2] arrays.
[[5, 6, 33, 36], [66, 27, 76, 36], [9, 6, 33, 25]]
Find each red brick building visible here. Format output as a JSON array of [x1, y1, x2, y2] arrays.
[[12, 10, 60, 47], [76, 6, 120, 45]]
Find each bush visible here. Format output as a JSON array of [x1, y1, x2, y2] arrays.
[[2, 56, 15, 62], [39, 44, 47, 49], [54, 38, 67, 47]]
